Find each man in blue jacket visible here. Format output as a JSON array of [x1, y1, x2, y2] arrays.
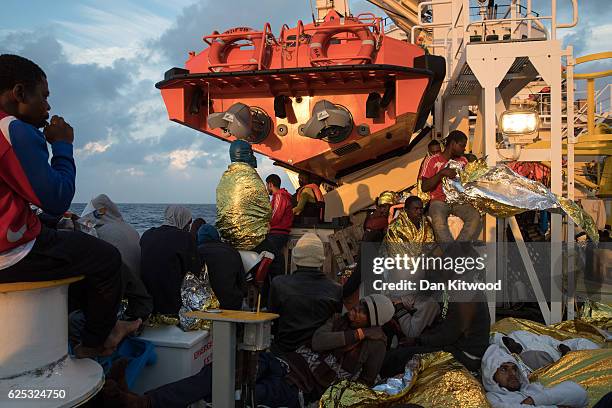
[[0, 54, 139, 358]]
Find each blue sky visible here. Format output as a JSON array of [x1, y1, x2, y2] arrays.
[[1, 0, 610, 203]]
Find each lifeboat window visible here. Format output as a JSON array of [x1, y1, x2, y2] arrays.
[[286, 35, 297, 48], [232, 39, 255, 50]]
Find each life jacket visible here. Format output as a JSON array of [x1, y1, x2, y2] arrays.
[[297, 184, 324, 221]]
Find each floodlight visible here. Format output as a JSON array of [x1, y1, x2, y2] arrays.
[[500, 110, 539, 135]]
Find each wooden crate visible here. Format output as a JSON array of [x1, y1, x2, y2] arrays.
[[328, 224, 364, 271]]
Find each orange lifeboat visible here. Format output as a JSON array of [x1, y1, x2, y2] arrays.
[[158, 10, 445, 183]]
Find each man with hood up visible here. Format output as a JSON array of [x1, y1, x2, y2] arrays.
[[196, 224, 246, 311], [482, 344, 588, 408], [80, 194, 153, 322], [490, 331, 599, 371]]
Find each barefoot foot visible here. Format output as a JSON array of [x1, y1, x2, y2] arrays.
[[74, 344, 115, 359], [104, 319, 142, 349]]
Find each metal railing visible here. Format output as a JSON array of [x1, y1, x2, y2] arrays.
[[409, 0, 578, 80]]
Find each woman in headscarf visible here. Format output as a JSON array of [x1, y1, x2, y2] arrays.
[[79, 194, 153, 322], [140, 205, 201, 314]]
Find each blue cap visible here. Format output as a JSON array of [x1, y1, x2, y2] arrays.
[[229, 140, 257, 168], [197, 224, 220, 245]]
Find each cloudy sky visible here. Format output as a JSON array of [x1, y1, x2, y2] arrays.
[[1, 0, 610, 203]]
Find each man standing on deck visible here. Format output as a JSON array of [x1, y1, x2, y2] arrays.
[[266, 173, 294, 274], [0, 54, 139, 358], [420, 130, 482, 244]]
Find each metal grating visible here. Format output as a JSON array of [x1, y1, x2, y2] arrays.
[[499, 78, 512, 91], [332, 142, 361, 156], [450, 79, 478, 95], [508, 57, 531, 74], [461, 64, 474, 76]]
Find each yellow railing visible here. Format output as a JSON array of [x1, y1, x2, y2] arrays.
[[573, 52, 612, 137]]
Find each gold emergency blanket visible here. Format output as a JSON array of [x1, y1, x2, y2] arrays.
[[216, 162, 271, 250], [491, 317, 608, 346], [384, 214, 435, 260], [414, 179, 430, 206], [443, 159, 599, 242], [530, 349, 612, 407], [492, 317, 612, 407], [319, 352, 490, 408], [377, 190, 398, 206], [578, 299, 612, 331]]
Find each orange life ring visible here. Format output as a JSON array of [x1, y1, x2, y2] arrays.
[[208, 27, 265, 72], [309, 17, 376, 66]]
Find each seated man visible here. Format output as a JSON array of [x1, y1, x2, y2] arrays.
[[343, 191, 398, 300], [270, 294, 393, 404], [0, 54, 138, 358], [216, 140, 271, 251], [293, 172, 324, 224], [384, 196, 440, 339], [381, 281, 490, 375], [216, 140, 281, 306], [308, 294, 394, 386], [196, 224, 246, 310], [269, 232, 343, 353], [491, 330, 600, 371], [482, 344, 588, 408], [412, 139, 441, 207], [420, 130, 482, 244]]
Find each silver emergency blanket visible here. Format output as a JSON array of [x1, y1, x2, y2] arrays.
[[442, 159, 599, 242], [178, 267, 219, 331]]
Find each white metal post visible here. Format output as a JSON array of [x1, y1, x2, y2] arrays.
[[566, 47, 575, 319], [527, 0, 533, 38]]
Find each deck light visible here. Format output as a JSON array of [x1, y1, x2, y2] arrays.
[[500, 110, 539, 136]]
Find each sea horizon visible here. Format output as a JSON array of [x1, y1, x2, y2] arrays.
[[69, 203, 217, 234]]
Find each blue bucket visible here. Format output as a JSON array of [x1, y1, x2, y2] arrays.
[[97, 338, 157, 390]]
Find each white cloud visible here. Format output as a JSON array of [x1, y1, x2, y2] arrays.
[[115, 167, 146, 177], [126, 97, 174, 142], [55, 2, 172, 67], [145, 148, 209, 170], [76, 140, 113, 158]]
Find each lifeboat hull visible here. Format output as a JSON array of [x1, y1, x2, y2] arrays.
[[156, 12, 444, 182]]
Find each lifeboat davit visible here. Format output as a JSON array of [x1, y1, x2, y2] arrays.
[[156, 10, 445, 182]]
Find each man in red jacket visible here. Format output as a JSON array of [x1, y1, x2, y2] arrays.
[[266, 174, 294, 274]]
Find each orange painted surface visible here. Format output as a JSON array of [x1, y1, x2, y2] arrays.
[[158, 11, 432, 180]]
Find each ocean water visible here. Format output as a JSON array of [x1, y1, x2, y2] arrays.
[[69, 203, 217, 235]]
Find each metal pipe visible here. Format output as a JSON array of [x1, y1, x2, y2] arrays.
[[587, 78, 595, 136], [551, 0, 557, 39], [527, 0, 532, 38], [557, 0, 579, 29]]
